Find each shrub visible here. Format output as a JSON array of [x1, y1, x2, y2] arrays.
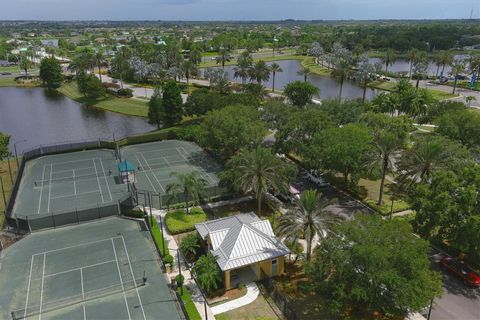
[[103, 82, 121, 89], [165, 208, 208, 235], [124, 209, 144, 219], [175, 274, 185, 287], [117, 88, 133, 98], [163, 254, 174, 267]]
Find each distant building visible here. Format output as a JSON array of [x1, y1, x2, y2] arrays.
[[40, 39, 59, 48]]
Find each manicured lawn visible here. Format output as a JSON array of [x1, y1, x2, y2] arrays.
[[357, 178, 411, 216], [0, 159, 18, 228], [165, 208, 208, 235], [369, 80, 458, 100], [299, 56, 332, 76], [58, 82, 149, 117], [215, 292, 280, 320], [0, 78, 17, 87], [0, 65, 21, 73], [148, 215, 169, 257]]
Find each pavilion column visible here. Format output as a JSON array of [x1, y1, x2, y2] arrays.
[[224, 270, 231, 290]]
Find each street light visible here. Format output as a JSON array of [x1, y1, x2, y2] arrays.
[[13, 139, 27, 167]]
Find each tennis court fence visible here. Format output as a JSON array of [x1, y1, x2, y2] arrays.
[[10, 277, 146, 320], [13, 195, 134, 232]]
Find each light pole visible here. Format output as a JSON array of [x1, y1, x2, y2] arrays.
[[177, 234, 183, 295], [13, 139, 27, 168], [427, 297, 434, 320]]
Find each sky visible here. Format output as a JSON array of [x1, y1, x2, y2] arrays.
[[1, 0, 480, 21]]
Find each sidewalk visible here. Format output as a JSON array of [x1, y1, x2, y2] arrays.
[[142, 206, 216, 320], [210, 282, 259, 315]]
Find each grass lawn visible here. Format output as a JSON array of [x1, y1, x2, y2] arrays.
[[0, 78, 17, 87], [0, 159, 19, 228], [357, 178, 411, 216], [215, 291, 280, 320], [177, 286, 202, 320], [299, 56, 332, 76], [58, 82, 148, 117], [164, 208, 208, 235], [369, 80, 458, 100], [0, 65, 21, 73]]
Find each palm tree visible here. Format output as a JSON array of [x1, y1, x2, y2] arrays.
[[451, 60, 466, 94], [193, 252, 222, 295], [182, 60, 197, 94], [408, 48, 418, 79], [180, 233, 200, 261], [412, 62, 429, 90], [249, 60, 270, 85], [297, 66, 311, 82], [277, 190, 338, 261], [233, 53, 252, 84], [166, 171, 208, 214], [466, 95, 476, 107], [94, 51, 107, 82], [356, 55, 376, 102], [18, 55, 33, 76], [398, 136, 451, 186], [270, 62, 283, 92], [363, 131, 405, 205], [215, 47, 231, 69], [228, 147, 291, 215], [333, 58, 352, 99], [439, 52, 453, 77], [381, 49, 396, 73]]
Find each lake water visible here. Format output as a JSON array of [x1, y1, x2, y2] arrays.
[[205, 60, 379, 101], [0, 87, 154, 153]]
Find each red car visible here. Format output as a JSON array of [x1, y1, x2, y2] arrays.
[[440, 257, 480, 287]]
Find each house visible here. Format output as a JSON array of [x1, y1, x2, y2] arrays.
[[195, 213, 289, 290], [40, 39, 59, 48]]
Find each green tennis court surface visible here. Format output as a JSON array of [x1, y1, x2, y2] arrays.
[[0, 217, 183, 320], [121, 140, 221, 196], [13, 149, 129, 218]]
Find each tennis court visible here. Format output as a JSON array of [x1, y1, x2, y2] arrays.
[[13, 149, 128, 218], [121, 140, 221, 197], [0, 217, 183, 320]]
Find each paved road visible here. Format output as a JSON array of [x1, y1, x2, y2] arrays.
[[423, 250, 480, 320], [414, 79, 480, 107]]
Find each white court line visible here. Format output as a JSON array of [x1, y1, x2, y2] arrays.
[[43, 259, 116, 279], [111, 239, 132, 320], [121, 236, 146, 320], [135, 154, 158, 193], [136, 147, 188, 155], [140, 152, 166, 193], [47, 164, 53, 213], [177, 147, 216, 184], [49, 158, 98, 167], [73, 169, 77, 195], [49, 166, 95, 176], [39, 253, 46, 320], [99, 158, 113, 201], [50, 190, 100, 201], [80, 268, 86, 320], [37, 165, 46, 214], [23, 256, 35, 319], [92, 159, 105, 203], [33, 236, 122, 257]]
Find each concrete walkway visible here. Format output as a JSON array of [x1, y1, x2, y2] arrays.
[[142, 206, 216, 320], [210, 282, 259, 315]]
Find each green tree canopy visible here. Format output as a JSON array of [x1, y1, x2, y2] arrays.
[[0, 132, 10, 161], [39, 57, 63, 89], [184, 89, 258, 117], [147, 88, 164, 129], [305, 214, 442, 317], [200, 105, 267, 160], [436, 109, 480, 149], [76, 72, 105, 99], [162, 80, 183, 126], [307, 124, 373, 185], [283, 81, 319, 108]]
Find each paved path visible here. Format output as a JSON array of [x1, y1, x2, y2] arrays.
[[210, 282, 259, 315], [141, 206, 216, 320]]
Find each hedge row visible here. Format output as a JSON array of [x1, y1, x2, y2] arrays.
[[148, 216, 169, 257], [177, 286, 202, 320]]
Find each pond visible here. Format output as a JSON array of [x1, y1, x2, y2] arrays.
[[0, 87, 154, 153], [204, 60, 379, 101]]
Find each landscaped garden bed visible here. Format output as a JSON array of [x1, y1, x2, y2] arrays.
[[165, 207, 208, 234]]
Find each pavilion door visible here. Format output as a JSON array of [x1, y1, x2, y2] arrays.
[[271, 259, 278, 276]]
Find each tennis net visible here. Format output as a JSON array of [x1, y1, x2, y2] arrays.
[[11, 277, 146, 320], [33, 173, 102, 186]]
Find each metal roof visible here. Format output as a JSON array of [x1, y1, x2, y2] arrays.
[[195, 213, 289, 271]]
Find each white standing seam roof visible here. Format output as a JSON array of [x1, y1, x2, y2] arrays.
[[195, 213, 290, 271]]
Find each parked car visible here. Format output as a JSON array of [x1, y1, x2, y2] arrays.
[[440, 256, 480, 287], [0, 72, 12, 75], [307, 169, 329, 187]]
